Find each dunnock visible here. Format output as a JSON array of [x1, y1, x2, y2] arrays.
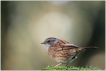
[[41, 37, 98, 67]]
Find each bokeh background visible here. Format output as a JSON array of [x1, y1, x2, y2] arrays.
[[1, 1, 105, 70]]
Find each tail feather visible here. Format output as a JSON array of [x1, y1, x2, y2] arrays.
[[82, 46, 98, 49]]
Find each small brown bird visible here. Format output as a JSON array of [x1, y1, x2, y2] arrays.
[[41, 37, 98, 67]]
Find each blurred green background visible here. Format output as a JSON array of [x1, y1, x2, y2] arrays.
[[1, 1, 105, 70]]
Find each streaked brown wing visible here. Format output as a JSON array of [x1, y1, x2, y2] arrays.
[[61, 43, 80, 50], [48, 46, 77, 61], [48, 40, 82, 61], [51, 39, 81, 54]]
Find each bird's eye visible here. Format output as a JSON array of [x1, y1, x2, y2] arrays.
[[48, 40, 50, 42]]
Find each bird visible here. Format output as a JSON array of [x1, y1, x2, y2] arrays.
[[41, 37, 98, 67]]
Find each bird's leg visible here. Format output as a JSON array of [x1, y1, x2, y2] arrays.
[[54, 63, 62, 67], [65, 63, 69, 67]]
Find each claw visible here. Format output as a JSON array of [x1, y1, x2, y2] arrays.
[[65, 64, 69, 67], [54, 63, 62, 67]]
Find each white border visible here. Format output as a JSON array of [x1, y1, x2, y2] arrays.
[[0, 0, 105, 1], [1, 0, 105, 70]]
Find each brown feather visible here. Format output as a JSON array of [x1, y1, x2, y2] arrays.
[[42, 38, 98, 65]]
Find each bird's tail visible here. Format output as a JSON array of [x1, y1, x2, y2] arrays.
[[81, 46, 98, 49]]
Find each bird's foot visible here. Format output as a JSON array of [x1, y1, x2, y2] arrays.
[[54, 63, 62, 67]]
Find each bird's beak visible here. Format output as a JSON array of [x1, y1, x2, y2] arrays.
[[41, 42, 45, 44]]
